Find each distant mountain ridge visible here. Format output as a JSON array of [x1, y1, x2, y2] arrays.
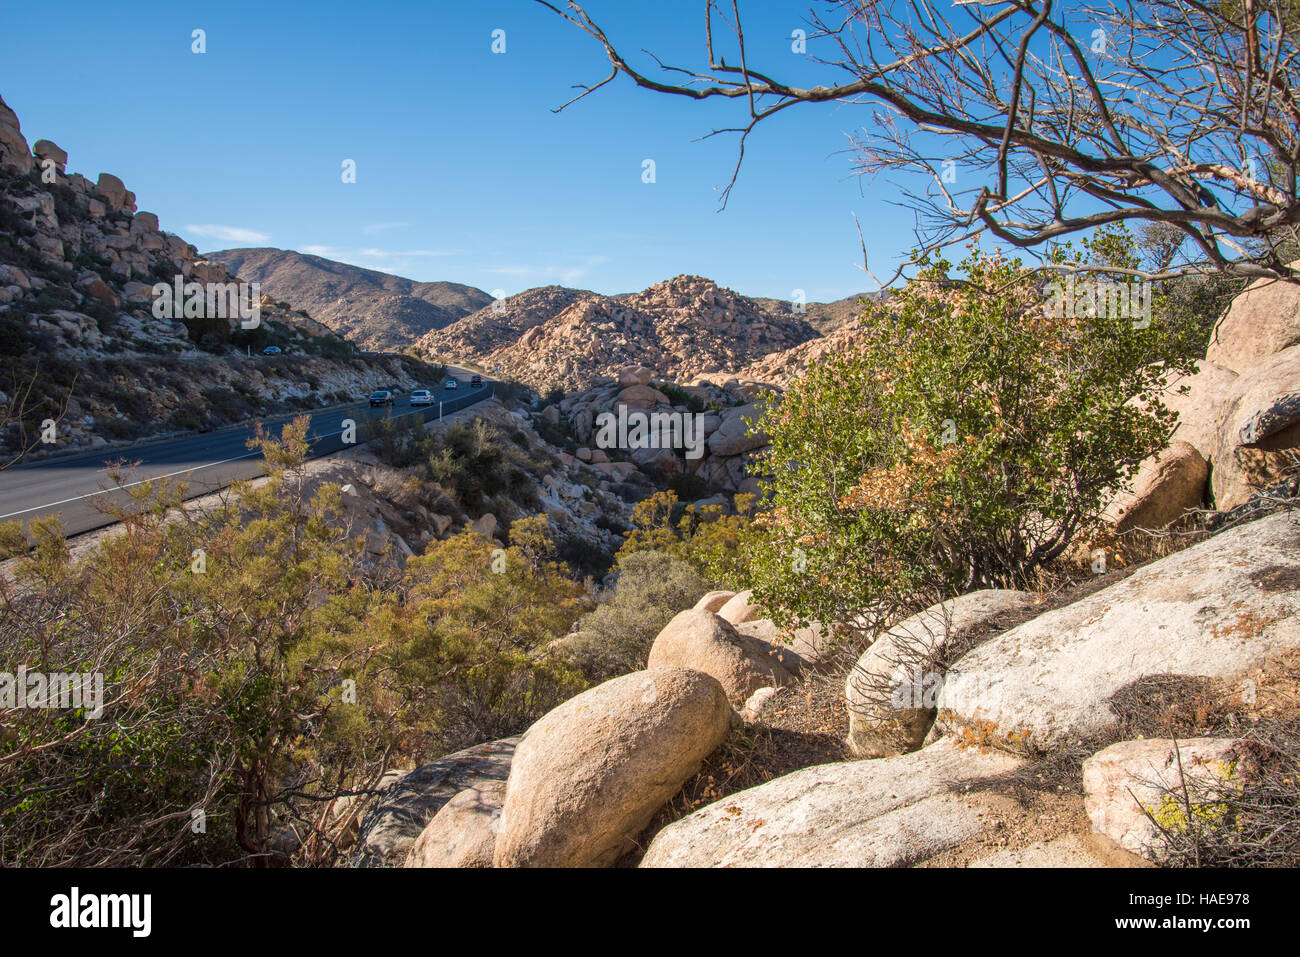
[[209, 248, 881, 390], [416, 274, 825, 392], [205, 247, 492, 351]]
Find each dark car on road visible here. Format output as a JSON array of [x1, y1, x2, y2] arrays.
[[369, 390, 394, 407], [471, 375, 483, 388]]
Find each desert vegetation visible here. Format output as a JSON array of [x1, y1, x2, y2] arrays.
[[0, 419, 588, 866]]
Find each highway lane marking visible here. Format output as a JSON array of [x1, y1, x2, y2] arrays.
[[0, 448, 265, 520], [0, 391, 490, 521]]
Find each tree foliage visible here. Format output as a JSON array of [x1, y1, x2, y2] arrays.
[[744, 236, 1203, 630]]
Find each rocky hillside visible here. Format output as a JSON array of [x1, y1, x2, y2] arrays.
[[733, 320, 874, 387], [352, 288, 1300, 866], [417, 275, 820, 392], [419, 285, 595, 364], [0, 94, 446, 456], [206, 247, 493, 351], [749, 289, 882, 336]]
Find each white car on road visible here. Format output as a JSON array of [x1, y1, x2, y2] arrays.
[[410, 389, 434, 406], [444, 379, 458, 390]]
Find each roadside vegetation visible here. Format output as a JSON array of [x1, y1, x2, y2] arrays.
[[0, 418, 587, 866]]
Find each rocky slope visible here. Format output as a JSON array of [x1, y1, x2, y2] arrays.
[[205, 247, 492, 351], [416, 275, 821, 392], [0, 94, 445, 456], [418, 285, 595, 365], [356, 506, 1300, 868], [749, 289, 882, 336], [732, 319, 874, 387]]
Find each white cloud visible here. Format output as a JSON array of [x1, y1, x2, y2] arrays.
[[299, 245, 463, 261], [477, 256, 609, 285], [361, 221, 411, 235], [184, 224, 271, 244], [358, 248, 464, 258]]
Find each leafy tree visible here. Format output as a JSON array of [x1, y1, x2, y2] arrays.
[[745, 238, 1203, 630]]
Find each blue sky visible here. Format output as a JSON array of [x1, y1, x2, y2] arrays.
[[1, 1, 926, 301]]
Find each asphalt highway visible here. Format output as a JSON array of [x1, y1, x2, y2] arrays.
[[0, 368, 494, 538]]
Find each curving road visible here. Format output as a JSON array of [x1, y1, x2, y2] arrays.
[[0, 368, 494, 539]]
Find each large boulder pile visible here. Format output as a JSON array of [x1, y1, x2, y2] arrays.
[[540, 368, 773, 493], [629, 508, 1299, 868], [423, 274, 818, 395]]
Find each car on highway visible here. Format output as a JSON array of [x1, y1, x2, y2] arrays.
[[369, 390, 394, 407], [410, 389, 434, 406], [470, 375, 483, 388], [444, 379, 458, 390], [261, 345, 282, 356]]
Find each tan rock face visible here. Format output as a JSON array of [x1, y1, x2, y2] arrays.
[[494, 668, 732, 868], [95, 172, 127, 208], [1207, 267, 1300, 372], [640, 739, 1022, 867], [405, 779, 507, 868], [1210, 345, 1300, 510], [0, 94, 33, 174], [1154, 362, 1239, 462], [716, 588, 762, 625], [132, 211, 160, 232], [846, 589, 1039, 758], [647, 609, 796, 701], [706, 403, 769, 457], [935, 511, 1300, 753], [1083, 738, 1252, 862], [616, 384, 670, 409], [75, 273, 119, 307], [692, 590, 736, 614], [1103, 440, 1208, 533], [1140, 351, 1298, 511], [32, 139, 67, 168], [617, 365, 654, 387]]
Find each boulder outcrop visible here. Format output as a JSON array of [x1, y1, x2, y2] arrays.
[[493, 668, 732, 867], [647, 609, 798, 701], [935, 512, 1300, 752]]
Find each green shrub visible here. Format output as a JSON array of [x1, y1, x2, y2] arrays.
[[561, 550, 710, 682], [745, 234, 1204, 630]]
